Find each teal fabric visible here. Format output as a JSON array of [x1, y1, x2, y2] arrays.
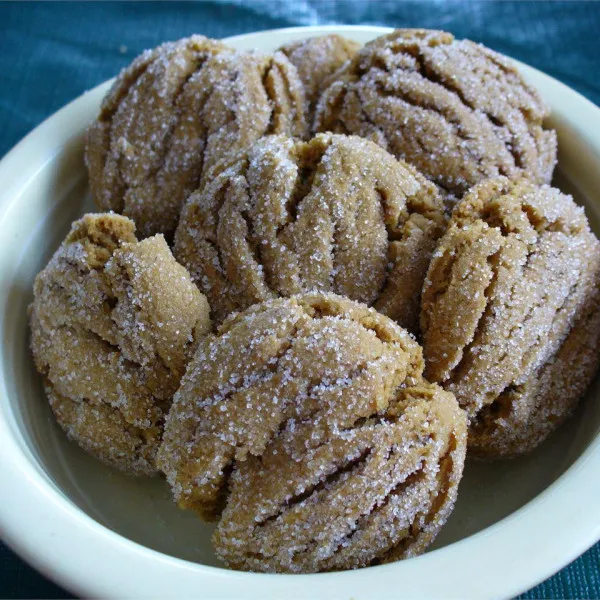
[[1, 1, 599, 597]]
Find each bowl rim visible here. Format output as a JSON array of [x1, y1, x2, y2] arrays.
[[1, 24, 600, 600]]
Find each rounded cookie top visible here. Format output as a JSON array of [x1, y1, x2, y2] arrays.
[[157, 292, 424, 520], [314, 29, 557, 196], [86, 36, 307, 238], [174, 133, 446, 330], [30, 213, 211, 475], [421, 177, 600, 437], [279, 34, 360, 123], [213, 379, 467, 573]]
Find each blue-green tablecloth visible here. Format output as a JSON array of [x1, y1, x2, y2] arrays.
[[1, 1, 599, 598]]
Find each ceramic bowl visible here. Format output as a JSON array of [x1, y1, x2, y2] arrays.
[[1, 25, 600, 599]]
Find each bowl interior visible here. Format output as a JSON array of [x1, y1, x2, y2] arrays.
[[2, 28, 600, 569]]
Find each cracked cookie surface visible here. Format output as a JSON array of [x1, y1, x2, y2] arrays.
[[468, 282, 600, 457], [174, 133, 446, 330], [279, 34, 360, 125], [421, 177, 600, 456], [213, 379, 466, 573], [86, 36, 307, 238], [30, 214, 211, 474], [157, 293, 425, 520], [314, 29, 557, 197]]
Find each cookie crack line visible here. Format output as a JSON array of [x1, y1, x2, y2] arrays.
[[421, 224, 502, 384], [349, 435, 445, 551], [443, 246, 509, 388], [383, 441, 456, 562], [497, 254, 582, 382], [98, 54, 155, 123], [237, 205, 270, 291], [276, 454, 405, 567], [314, 83, 353, 135], [352, 83, 476, 198], [51, 385, 160, 446], [370, 79, 495, 173], [354, 88, 389, 147], [296, 300, 405, 347], [414, 48, 525, 171], [89, 51, 157, 182], [275, 143, 327, 239], [273, 355, 388, 439], [113, 55, 211, 209], [447, 231, 588, 404], [255, 447, 373, 530], [44, 322, 160, 421], [109, 263, 180, 379], [262, 59, 287, 135], [189, 324, 299, 443]]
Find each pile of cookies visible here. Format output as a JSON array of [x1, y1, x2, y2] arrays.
[[29, 30, 600, 573]]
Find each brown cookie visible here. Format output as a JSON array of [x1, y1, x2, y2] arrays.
[[174, 133, 446, 330], [157, 293, 424, 520], [421, 177, 600, 456], [315, 29, 557, 197], [213, 380, 466, 573], [279, 34, 360, 124], [30, 214, 211, 474], [86, 36, 307, 238]]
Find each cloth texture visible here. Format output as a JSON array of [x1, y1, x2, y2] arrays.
[[1, 1, 599, 598]]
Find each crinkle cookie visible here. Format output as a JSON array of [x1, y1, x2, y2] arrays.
[[86, 36, 307, 238], [214, 380, 466, 573], [30, 214, 211, 474], [421, 177, 600, 457], [157, 293, 426, 520], [315, 29, 557, 197], [279, 34, 360, 123], [174, 133, 446, 330]]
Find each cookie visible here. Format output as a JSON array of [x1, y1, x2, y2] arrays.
[[30, 214, 211, 474], [213, 380, 466, 573], [86, 36, 307, 238], [157, 293, 424, 520], [174, 133, 446, 330], [315, 29, 557, 197], [279, 34, 360, 124], [421, 177, 600, 456]]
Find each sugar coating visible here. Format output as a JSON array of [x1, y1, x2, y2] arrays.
[[157, 292, 426, 520], [174, 133, 446, 331], [314, 29, 557, 197], [213, 379, 467, 573], [30, 213, 211, 475], [85, 35, 308, 238], [279, 34, 360, 125], [469, 284, 600, 457], [421, 177, 600, 457]]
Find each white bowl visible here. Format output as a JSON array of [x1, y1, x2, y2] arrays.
[[1, 25, 600, 599]]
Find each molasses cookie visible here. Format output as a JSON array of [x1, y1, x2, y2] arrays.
[[315, 29, 557, 197], [30, 213, 211, 474], [421, 177, 600, 456], [157, 293, 425, 519], [174, 133, 446, 330]]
